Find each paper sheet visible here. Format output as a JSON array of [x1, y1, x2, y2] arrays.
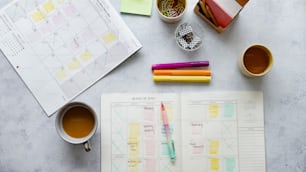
[[101, 92, 266, 172], [0, 0, 142, 116]]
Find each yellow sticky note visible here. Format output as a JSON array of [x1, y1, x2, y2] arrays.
[[209, 104, 219, 118], [209, 140, 220, 155], [210, 158, 219, 171], [43, 1, 56, 14], [80, 50, 92, 62], [56, 0, 65, 3], [31, 10, 45, 22], [55, 68, 68, 81], [102, 32, 117, 43], [128, 139, 140, 157], [67, 59, 81, 70], [129, 123, 141, 139]]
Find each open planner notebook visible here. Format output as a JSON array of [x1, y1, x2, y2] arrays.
[[0, 0, 141, 116], [101, 92, 266, 172]]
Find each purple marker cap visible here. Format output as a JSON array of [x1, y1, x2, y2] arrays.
[[151, 61, 209, 70]]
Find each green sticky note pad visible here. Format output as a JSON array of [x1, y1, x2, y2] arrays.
[[120, 0, 153, 16]]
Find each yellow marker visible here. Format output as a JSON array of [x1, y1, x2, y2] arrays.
[[153, 69, 211, 76], [153, 75, 211, 83]]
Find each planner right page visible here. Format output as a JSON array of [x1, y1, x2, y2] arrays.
[[180, 92, 265, 172]]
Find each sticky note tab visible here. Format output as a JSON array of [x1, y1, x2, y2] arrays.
[[224, 104, 235, 118], [102, 32, 117, 43], [209, 104, 219, 118], [226, 157, 236, 172], [210, 158, 220, 171], [129, 123, 141, 139], [55, 68, 68, 81], [120, 0, 153, 16], [145, 159, 156, 172], [80, 50, 92, 62], [43, 1, 56, 14], [67, 58, 81, 70], [31, 10, 45, 22], [209, 140, 220, 154], [161, 142, 169, 155], [56, 0, 65, 3]]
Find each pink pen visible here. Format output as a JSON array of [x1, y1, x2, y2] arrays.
[[161, 102, 176, 163], [152, 61, 209, 70]]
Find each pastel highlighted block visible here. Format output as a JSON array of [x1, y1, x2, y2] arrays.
[[55, 68, 68, 81], [209, 140, 220, 154], [80, 50, 92, 62], [43, 1, 56, 14], [128, 158, 141, 172], [225, 157, 236, 172], [145, 140, 156, 156], [145, 159, 156, 172], [102, 32, 117, 43], [128, 139, 140, 157], [224, 104, 235, 118], [67, 59, 81, 70], [129, 123, 141, 138], [31, 10, 45, 22], [210, 158, 220, 171], [205, 0, 242, 28], [208, 104, 219, 118]]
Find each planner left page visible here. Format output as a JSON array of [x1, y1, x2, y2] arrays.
[[0, 0, 142, 116], [101, 93, 182, 172]]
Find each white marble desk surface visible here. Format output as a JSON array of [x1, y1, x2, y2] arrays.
[[0, 0, 306, 171]]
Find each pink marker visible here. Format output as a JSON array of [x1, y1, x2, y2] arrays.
[[152, 61, 209, 70]]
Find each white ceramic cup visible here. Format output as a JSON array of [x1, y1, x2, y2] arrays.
[[238, 44, 273, 77], [156, 0, 187, 23], [55, 102, 98, 152]]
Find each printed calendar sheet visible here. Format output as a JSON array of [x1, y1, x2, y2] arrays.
[[101, 92, 266, 172], [0, 0, 142, 116]]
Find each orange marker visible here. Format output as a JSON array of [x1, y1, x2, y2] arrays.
[[153, 70, 211, 76]]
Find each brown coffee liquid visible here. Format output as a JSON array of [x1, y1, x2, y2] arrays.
[[243, 47, 270, 74], [62, 106, 95, 138]]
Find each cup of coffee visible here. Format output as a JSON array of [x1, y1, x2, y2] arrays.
[[156, 0, 186, 23], [55, 102, 98, 152], [238, 45, 273, 77]]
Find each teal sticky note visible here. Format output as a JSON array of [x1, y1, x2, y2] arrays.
[[120, 0, 153, 16], [224, 104, 235, 118], [225, 157, 236, 172]]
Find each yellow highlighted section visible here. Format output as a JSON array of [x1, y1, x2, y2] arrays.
[[128, 139, 140, 157], [102, 32, 117, 43], [43, 1, 56, 14], [80, 50, 92, 62], [129, 123, 141, 139], [209, 140, 220, 155], [208, 104, 219, 118], [55, 68, 68, 81], [210, 158, 219, 171], [31, 10, 45, 22], [67, 59, 81, 70], [129, 158, 141, 172]]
